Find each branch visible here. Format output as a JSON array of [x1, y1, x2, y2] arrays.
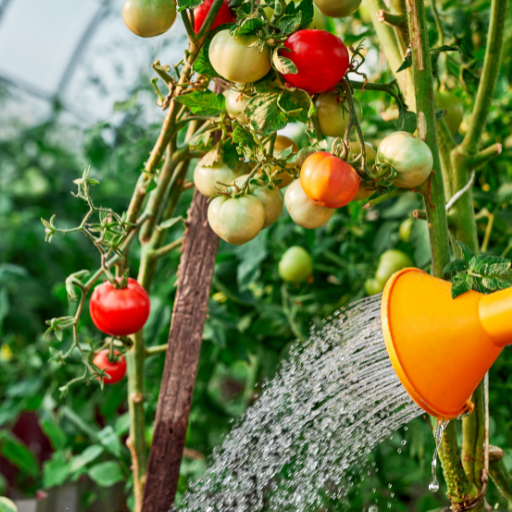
[[150, 237, 184, 260], [468, 143, 503, 170], [363, 188, 408, 208], [461, 0, 508, 151], [145, 344, 169, 357], [489, 446, 512, 504]]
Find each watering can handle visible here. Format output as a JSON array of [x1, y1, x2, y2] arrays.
[[479, 287, 512, 347]]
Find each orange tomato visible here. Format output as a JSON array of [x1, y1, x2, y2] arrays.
[[299, 152, 359, 208]]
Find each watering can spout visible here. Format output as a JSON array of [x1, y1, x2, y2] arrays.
[[381, 268, 512, 420]]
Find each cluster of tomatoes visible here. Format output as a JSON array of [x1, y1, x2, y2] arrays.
[[88, 278, 151, 384]]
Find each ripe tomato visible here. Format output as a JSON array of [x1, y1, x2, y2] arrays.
[[194, 161, 246, 197], [279, 246, 313, 283], [122, 0, 177, 38], [93, 350, 127, 385], [300, 152, 359, 208], [375, 250, 413, 284], [315, 92, 362, 137], [225, 88, 250, 124], [234, 175, 284, 228], [377, 131, 433, 188], [313, 0, 362, 17], [208, 195, 265, 244], [209, 30, 272, 84], [279, 30, 349, 94], [90, 278, 150, 337], [435, 92, 464, 135], [284, 179, 335, 228], [193, 0, 234, 32], [262, 135, 299, 188]]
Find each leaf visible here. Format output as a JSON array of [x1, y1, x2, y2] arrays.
[[40, 419, 67, 450], [451, 273, 473, 298], [233, 126, 260, 160], [145, 178, 157, 194], [272, 52, 298, 75], [435, 109, 446, 120], [276, 12, 302, 33], [176, 0, 203, 12], [0, 289, 8, 328], [397, 53, 412, 72], [115, 413, 131, 436], [395, 110, 417, 133], [0, 432, 39, 477], [193, 42, 219, 77], [88, 461, 125, 488], [296, 0, 314, 28], [175, 90, 225, 116], [69, 444, 104, 473], [97, 426, 123, 458], [43, 451, 71, 488], [278, 90, 310, 123], [245, 89, 288, 136], [236, 17, 266, 35], [0, 497, 17, 512], [158, 217, 184, 231], [457, 241, 475, 262], [236, 231, 269, 291], [443, 259, 468, 274]]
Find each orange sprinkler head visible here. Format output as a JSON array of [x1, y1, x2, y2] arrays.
[[381, 268, 512, 420]]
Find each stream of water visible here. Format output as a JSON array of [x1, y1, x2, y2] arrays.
[[176, 295, 423, 511]]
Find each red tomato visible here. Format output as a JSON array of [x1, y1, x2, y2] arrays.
[[93, 350, 127, 385], [279, 30, 349, 94], [300, 152, 359, 208], [90, 278, 150, 337], [193, 0, 234, 32]]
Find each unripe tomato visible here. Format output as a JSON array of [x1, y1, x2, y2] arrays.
[[209, 30, 272, 84], [233, 175, 284, 228], [263, 135, 300, 188], [375, 249, 413, 284], [399, 217, 414, 242], [193, 0, 234, 32], [300, 152, 359, 208], [435, 92, 464, 135], [93, 350, 127, 384], [208, 195, 265, 245], [122, 0, 177, 38], [225, 88, 250, 124], [365, 277, 384, 296], [284, 179, 335, 228], [313, 0, 362, 17], [377, 131, 433, 188], [90, 278, 151, 337], [194, 161, 245, 197], [280, 30, 349, 94], [279, 246, 313, 283], [315, 92, 362, 137]]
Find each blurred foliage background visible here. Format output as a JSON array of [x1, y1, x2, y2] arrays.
[[1, 0, 512, 509]]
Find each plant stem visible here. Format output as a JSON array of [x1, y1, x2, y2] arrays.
[[488, 446, 512, 505]]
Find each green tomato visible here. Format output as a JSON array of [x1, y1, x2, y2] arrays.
[[209, 30, 272, 84], [365, 277, 385, 296], [194, 161, 245, 198], [233, 175, 284, 228], [375, 249, 413, 284], [208, 195, 265, 245], [0, 497, 17, 512], [313, 0, 362, 18], [284, 179, 335, 229], [435, 92, 464, 135], [399, 217, 414, 242], [377, 131, 433, 188], [122, 0, 177, 37], [315, 91, 362, 137], [279, 246, 313, 283], [225, 88, 250, 124]]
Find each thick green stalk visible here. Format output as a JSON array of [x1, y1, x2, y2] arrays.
[[405, 0, 450, 278], [488, 446, 512, 506]]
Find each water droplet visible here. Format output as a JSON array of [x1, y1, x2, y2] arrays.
[[404, 426, 408, 431], [401, 440, 407, 445], [429, 419, 449, 493], [372, 487, 376, 493], [369, 506, 379, 512], [388, 483, 392, 489], [397, 448, 402, 454]]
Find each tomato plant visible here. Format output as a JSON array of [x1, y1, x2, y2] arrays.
[[300, 152, 359, 208], [93, 350, 127, 385], [279, 246, 313, 283], [280, 30, 350, 93], [207, 195, 265, 244], [194, 0, 234, 32], [377, 131, 434, 188], [89, 278, 151, 337], [315, 91, 362, 137], [122, 0, 177, 38], [209, 30, 272, 83], [194, 160, 246, 197], [284, 179, 335, 229]]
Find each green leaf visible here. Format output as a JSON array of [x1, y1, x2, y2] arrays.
[[451, 273, 473, 298], [278, 90, 310, 123], [245, 88, 288, 136], [115, 413, 131, 436], [40, 419, 67, 450], [88, 461, 125, 487], [236, 17, 266, 35], [176, 0, 203, 12], [276, 12, 302, 33], [443, 259, 468, 274], [0, 497, 17, 512], [296, 0, 314, 27], [395, 110, 417, 133], [0, 432, 39, 477], [175, 90, 225, 116], [236, 230, 269, 291], [43, 451, 71, 488], [0, 289, 8, 328], [272, 52, 298, 75], [457, 241, 475, 262], [396, 53, 412, 72], [145, 178, 157, 194], [98, 426, 123, 458], [193, 42, 219, 77], [233, 126, 260, 160], [435, 109, 446, 120], [69, 444, 104, 473]]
